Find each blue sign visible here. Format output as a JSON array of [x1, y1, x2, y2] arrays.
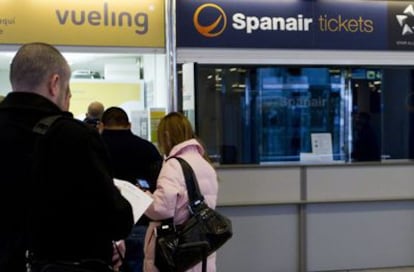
[[176, 0, 412, 51]]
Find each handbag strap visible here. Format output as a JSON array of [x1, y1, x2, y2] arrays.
[[169, 156, 205, 211]]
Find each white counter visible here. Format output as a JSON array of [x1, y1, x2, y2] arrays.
[[215, 161, 414, 271]]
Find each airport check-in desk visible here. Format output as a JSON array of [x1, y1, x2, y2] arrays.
[[215, 161, 414, 272]]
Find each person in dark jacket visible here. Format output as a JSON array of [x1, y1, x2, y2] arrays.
[[101, 106, 162, 272], [84, 101, 105, 131], [0, 42, 134, 272], [351, 112, 381, 162]]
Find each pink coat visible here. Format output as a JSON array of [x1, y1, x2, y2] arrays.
[[143, 139, 219, 272]]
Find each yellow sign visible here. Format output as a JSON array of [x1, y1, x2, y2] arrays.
[[150, 108, 166, 143], [70, 81, 142, 119], [0, 0, 164, 47]]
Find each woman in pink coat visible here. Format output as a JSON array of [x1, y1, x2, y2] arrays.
[[143, 112, 219, 272]]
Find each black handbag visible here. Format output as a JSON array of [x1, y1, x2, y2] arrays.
[[154, 157, 232, 272]]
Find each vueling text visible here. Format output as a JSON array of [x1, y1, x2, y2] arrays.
[[55, 2, 148, 35]]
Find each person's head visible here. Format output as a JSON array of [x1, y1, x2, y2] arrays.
[[157, 112, 194, 156], [10, 42, 71, 111], [86, 101, 105, 120], [84, 101, 104, 131], [101, 106, 130, 130]]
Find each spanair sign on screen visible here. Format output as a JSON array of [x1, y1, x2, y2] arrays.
[[177, 0, 414, 50], [0, 0, 164, 47]]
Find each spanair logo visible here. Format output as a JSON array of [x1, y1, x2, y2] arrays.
[[193, 3, 227, 37], [396, 4, 414, 35]]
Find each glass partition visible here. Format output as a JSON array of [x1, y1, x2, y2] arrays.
[[189, 64, 414, 165], [0, 50, 168, 144]]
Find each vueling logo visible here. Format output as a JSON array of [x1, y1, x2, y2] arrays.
[[193, 3, 227, 37]]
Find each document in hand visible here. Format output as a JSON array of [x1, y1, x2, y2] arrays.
[[114, 178, 153, 223]]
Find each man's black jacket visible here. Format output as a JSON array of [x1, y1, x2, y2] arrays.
[[0, 92, 133, 271], [101, 129, 162, 225]]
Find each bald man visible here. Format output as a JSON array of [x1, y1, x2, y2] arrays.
[[84, 101, 104, 130], [0, 43, 133, 272]]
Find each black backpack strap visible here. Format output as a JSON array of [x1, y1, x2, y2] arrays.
[[26, 115, 63, 265], [33, 115, 62, 135], [168, 156, 205, 210]]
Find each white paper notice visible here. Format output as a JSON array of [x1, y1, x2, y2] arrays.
[[114, 178, 153, 223], [311, 133, 334, 162]]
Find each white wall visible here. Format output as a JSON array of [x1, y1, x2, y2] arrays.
[[143, 54, 167, 108], [0, 70, 11, 96]]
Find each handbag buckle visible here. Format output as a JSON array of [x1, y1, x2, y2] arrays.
[[188, 199, 203, 215], [156, 220, 176, 236], [161, 224, 175, 231]]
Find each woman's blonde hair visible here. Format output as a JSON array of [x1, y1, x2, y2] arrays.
[[157, 112, 194, 156]]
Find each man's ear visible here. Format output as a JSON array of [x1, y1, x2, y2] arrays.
[[48, 74, 60, 97]]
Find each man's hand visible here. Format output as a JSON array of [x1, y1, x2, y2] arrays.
[[112, 240, 126, 272]]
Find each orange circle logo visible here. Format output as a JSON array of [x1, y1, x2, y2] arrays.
[[193, 3, 227, 38]]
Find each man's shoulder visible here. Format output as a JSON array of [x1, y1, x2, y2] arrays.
[[135, 135, 159, 151], [50, 116, 86, 129], [46, 116, 95, 137], [131, 132, 153, 144]]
